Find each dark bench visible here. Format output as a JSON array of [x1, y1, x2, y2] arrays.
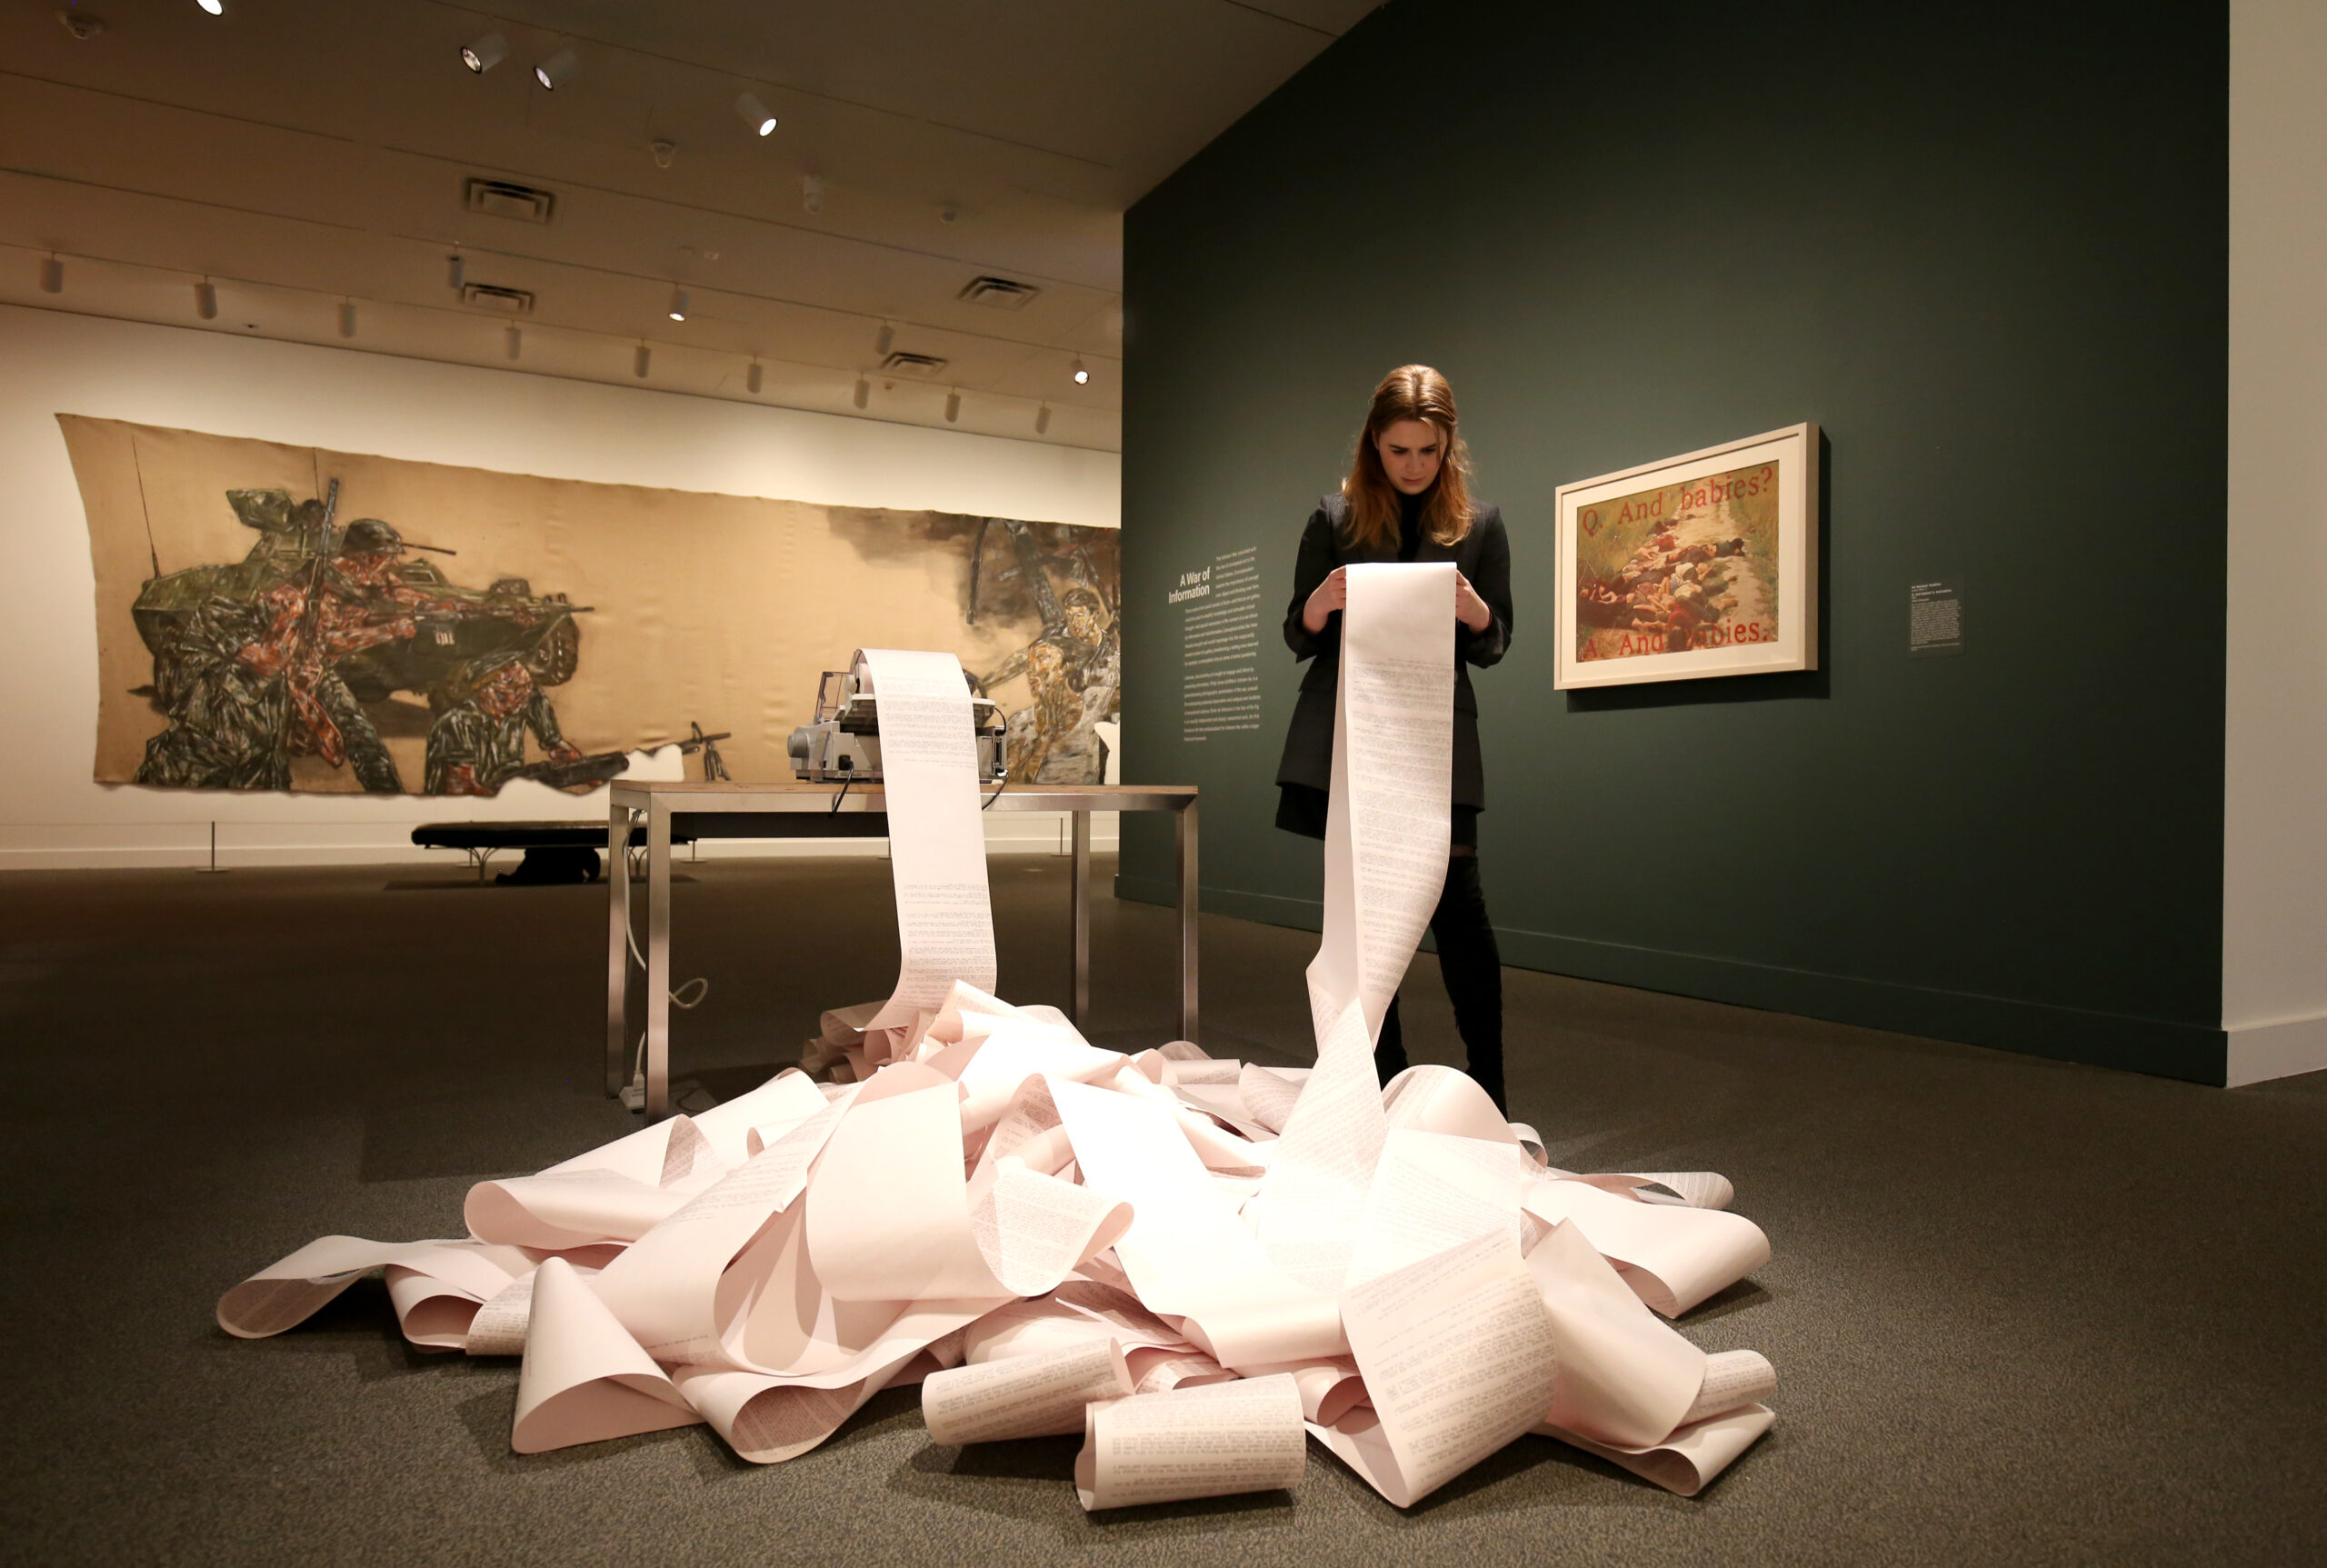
[[414, 811, 892, 883]]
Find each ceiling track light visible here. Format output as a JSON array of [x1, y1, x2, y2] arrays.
[[634, 344, 652, 379], [447, 252, 464, 290], [734, 92, 778, 137], [337, 301, 356, 339], [460, 32, 507, 73], [1072, 357, 1090, 385], [196, 0, 223, 14], [534, 46, 579, 91], [1035, 404, 1052, 435], [40, 255, 63, 295], [746, 362, 764, 394], [667, 286, 689, 323], [852, 376, 869, 411], [944, 389, 962, 424], [874, 323, 894, 357], [195, 279, 218, 320], [504, 325, 523, 361], [802, 176, 826, 216]]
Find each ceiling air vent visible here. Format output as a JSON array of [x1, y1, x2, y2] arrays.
[[882, 352, 948, 377], [463, 177, 558, 225], [462, 283, 534, 314], [958, 275, 1041, 310]]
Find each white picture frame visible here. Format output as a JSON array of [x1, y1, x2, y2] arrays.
[[1553, 423, 1820, 689]]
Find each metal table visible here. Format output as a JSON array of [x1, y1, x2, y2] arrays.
[[606, 781, 1200, 1116]]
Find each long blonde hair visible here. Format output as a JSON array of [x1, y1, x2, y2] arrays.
[[1340, 364, 1475, 552]]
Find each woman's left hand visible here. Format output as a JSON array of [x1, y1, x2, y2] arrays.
[[1454, 571, 1493, 633]]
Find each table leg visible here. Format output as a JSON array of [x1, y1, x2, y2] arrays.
[[1176, 799, 1199, 1044], [1071, 809, 1092, 1026], [606, 804, 631, 1096], [647, 798, 673, 1118]]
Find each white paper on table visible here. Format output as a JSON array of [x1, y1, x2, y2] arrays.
[[1320, 1229, 1559, 1508], [1048, 1076, 1343, 1370], [923, 1336, 1134, 1444], [215, 1235, 524, 1340], [1521, 1174, 1771, 1317], [511, 1259, 702, 1453], [1074, 1373, 1308, 1512], [859, 649, 996, 1030], [1536, 1403, 1775, 1497]]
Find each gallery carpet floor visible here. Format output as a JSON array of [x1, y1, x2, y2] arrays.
[[0, 854, 2320, 1568]]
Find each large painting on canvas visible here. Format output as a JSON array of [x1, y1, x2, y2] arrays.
[[61, 417, 1119, 794]]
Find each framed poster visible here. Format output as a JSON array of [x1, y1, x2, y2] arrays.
[[1553, 423, 1819, 688]]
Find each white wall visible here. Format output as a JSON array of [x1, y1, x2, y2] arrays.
[[0, 305, 1121, 869], [2225, 0, 2327, 1085]]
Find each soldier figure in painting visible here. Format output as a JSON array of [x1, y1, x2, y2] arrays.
[[233, 519, 447, 794], [423, 652, 583, 796], [134, 594, 291, 790]]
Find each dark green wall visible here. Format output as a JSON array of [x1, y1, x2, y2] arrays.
[[1119, 0, 2229, 1080]]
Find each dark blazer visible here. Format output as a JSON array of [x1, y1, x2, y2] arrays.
[[1274, 493, 1513, 809]]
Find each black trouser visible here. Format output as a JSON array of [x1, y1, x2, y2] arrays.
[[1374, 851, 1505, 1114]]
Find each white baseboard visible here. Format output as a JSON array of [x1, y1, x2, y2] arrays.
[[0, 811, 1118, 871], [2224, 1013, 2327, 1086]]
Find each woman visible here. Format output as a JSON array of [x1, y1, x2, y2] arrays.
[[1275, 365, 1513, 1113]]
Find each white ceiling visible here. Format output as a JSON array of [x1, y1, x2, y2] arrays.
[[0, 0, 1380, 451]]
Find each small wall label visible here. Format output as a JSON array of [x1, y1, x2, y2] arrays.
[[1909, 580, 1964, 657]]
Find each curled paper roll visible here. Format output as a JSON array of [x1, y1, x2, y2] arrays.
[[1537, 1403, 1776, 1498], [922, 1337, 1134, 1445], [1074, 1373, 1306, 1511]]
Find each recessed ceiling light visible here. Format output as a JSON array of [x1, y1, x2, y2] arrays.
[[534, 47, 579, 90], [460, 32, 507, 73], [667, 287, 689, 323], [734, 92, 777, 137]]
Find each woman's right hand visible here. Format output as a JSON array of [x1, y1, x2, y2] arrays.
[[1302, 567, 1348, 634]]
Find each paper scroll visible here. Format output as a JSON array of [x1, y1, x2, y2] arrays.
[[215, 633, 1784, 1507], [859, 648, 997, 1030], [1074, 1374, 1308, 1511]]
